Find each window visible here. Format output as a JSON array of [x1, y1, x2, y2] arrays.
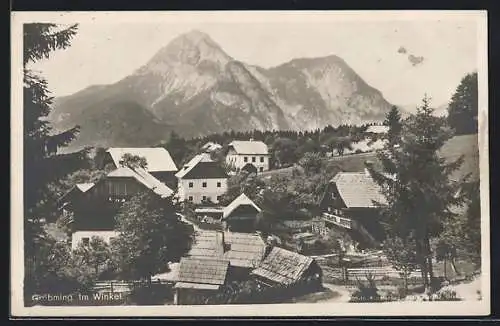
[[202, 182, 207, 188], [216, 195, 222, 202], [188, 196, 193, 201], [260, 157, 264, 163], [188, 182, 193, 188], [259, 167, 264, 172], [82, 237, 90, 246], [244, 157, 248, 162], [252, 157, 256, 162], [202, 196, 207, 201], [217, 182, 221, 187]]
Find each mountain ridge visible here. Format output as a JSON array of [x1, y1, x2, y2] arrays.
[[50, 29, 394, 151]]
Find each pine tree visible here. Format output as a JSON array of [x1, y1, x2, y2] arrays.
[[383, 106, 402, 147], [370, 95, 465, 292], [23, 23, 88, 296], [447, 72, 478, 135]]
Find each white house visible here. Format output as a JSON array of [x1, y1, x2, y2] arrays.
[[225, 140, 269, 173], [175, 153, 228, 204]]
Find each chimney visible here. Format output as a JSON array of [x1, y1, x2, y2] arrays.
[[364, 160, 374, 176]]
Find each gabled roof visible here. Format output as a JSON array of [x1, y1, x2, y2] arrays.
[[58, 183, 95, 204], [106, 147, 177, 172], [76, 183, 95, 192], [251, 247, 315, 286], [223, 193, 261, 218], [175, 153, 227, 179], [177, 257, 229, 286], [330, 172, 387, 208], [228, 140, 268, 155], [107, 166, 174, 198]]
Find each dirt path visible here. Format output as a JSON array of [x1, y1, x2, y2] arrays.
[[449, 276, 482, 301], [321, 283, 351, 302]]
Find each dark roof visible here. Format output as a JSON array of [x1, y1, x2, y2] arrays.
[[251, 247, 315, 286], [177, 257, 229, 286], [182, 161, 228, 180]]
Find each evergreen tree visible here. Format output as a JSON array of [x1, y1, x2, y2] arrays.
[[369, 95, 464, 292], [23, 23, 88, 296], [383, 105, 402, 147], [112, 191, 193, 283], [447, 72, 478, 135]]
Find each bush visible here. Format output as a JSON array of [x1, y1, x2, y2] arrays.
[[349, 275, 382, 303], [424, 288, 462, 302]]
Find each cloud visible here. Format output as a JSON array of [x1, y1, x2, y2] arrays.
[[397, 46, 407, 54], [408, 54, 425, 66]]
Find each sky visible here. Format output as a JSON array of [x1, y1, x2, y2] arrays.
[[27, 12, 481, 107]]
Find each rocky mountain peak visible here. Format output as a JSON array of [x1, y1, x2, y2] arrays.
[[137, 29, 232, 74]]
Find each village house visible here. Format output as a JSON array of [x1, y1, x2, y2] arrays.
[[225, 140, 270, 174], [251, 247, 322, 289], [318, 163, 387, 249], [175, 153, 228, 205], [58, 166, 174, 250], [101, 147, 178, 188], [173, 257, 230, 305], [222, 193, 262, 232]]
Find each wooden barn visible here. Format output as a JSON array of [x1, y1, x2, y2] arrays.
[[222, 193, 262, 232], [173, 257, 230, 305], [251, 247, 322, 290]]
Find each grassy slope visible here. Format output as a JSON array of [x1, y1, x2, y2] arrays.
[[260, 134, 479, 182]]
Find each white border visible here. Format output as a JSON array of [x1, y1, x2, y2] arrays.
[[10, 10, 490, 317]]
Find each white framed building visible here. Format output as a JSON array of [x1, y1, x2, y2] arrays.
[[225, 140, 269, 173], [176, 153, 228, 204]]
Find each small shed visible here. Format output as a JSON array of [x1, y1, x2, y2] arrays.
[[173, 257, 230, 305], [251, 247, 322, 289], [223, 193, 262, 232]]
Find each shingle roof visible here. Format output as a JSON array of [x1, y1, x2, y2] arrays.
[[331, 172, 387, 208], [107, 166, 174, 198], [223, 193, 261, 218], [187, 230, 266, 269], [177, 257, 229, 286], [107, 147, 177, 172], [251, 247, 315, 286], [228, 141, 269, 155], [223, 232, 266, 268]]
